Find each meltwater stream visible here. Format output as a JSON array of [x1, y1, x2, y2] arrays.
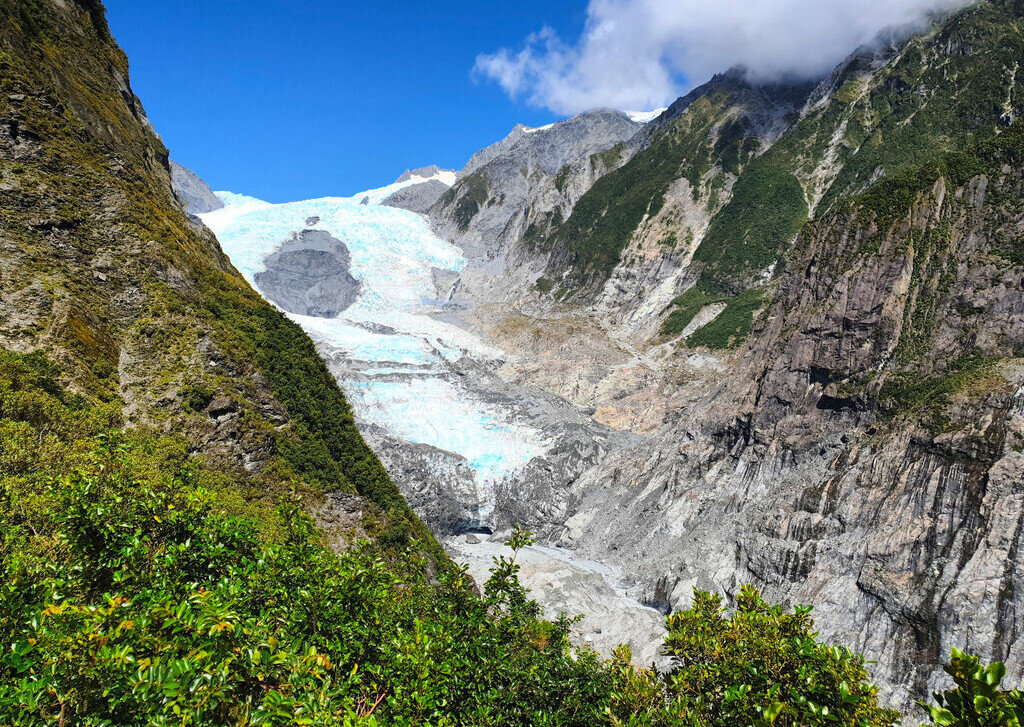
[[201, 177, 549, 523]]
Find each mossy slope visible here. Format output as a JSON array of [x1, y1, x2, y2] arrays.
[[0, 0, 440, 558]]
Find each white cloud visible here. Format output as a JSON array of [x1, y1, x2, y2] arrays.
[[474, 0, 971, 115]]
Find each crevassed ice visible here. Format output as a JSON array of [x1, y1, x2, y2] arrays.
[[200, 184, 549, 508]]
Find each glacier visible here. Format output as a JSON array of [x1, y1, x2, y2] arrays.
[[201, 181, 549, 522]]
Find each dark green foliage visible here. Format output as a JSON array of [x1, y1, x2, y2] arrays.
[[879, 353, 998, 424], [661, 285, 766, 350], [590, 143, 626, 171], [818, 0, 1024, 213], [686, 287, 766, 349], [692, 159, 807, 294], [854, 120, 1024, 237], [657, 587, 900, 726], [661, 287, 730, 336], [437, 170, 490, 232], [918, 650, 1024, 726], [181, 382, 215, 412], [604, 587, 900, 726], [554, 165, 573, 192], [535, 277, 555, 294]]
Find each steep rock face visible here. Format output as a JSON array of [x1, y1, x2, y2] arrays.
[[0, 0, 438, 556], [408, 0, 1024, 710], [430, 110, 644, 264], [170, 160, 224, 214], [383, 178, 449, 214], [541, 127, 1024, 712]]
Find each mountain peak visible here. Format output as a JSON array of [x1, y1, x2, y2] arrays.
[[396, 165, 450, 183]]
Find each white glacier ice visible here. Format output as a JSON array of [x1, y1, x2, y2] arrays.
[[200, 183, 549, 516], [623, 108, 667, 123]]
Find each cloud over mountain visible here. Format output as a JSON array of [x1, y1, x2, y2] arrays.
[[474, 0, 971, 114]]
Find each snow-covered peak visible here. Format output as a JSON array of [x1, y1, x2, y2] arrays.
[[523, 122, 556, 134], [623, 108, 668, 124]]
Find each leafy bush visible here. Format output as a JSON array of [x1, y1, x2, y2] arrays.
[[651, 587, 899, 727], [918, 650, 1024, 727], [685, 287, 766, 350], [662, 285, 766, 349], [0, 437, 618, 726]]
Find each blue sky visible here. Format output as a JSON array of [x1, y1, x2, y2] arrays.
[[103, 0, 587, 202], [104, 1, 958, 202]]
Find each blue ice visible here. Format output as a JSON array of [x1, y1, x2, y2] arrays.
[[201, 183, 549, 496]]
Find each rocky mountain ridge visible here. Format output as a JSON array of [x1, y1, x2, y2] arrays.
[[395, 0, 1024, 712]]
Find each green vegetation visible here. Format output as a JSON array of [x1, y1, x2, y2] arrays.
[[554, 165, 573, 193], [544, 93, 737, 286], [0, 442, 607, 724], [878, 353, 999, 427], [661, 285, 766, 349], [661, 287, 730, 336], [692, 158, 807, 294], [437, 170, 490, 232], [817, 0, 1024, 213], [918, 650, 1024, 727], [534, 276, 555, 294], [590, 142, 626, 171], [605, 587, 900, 726], [686, 287, 766, 350]]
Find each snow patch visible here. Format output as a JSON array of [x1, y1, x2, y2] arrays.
[[523, 122, 556, 134], [623, 108, 667, 123]]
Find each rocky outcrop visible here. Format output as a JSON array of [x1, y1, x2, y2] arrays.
[[254, 229, 361, 317], [383, 179, 449, 214], [430, 110, 644, 262], [397, 165, 446, 182], [170, 160, 224, 214]]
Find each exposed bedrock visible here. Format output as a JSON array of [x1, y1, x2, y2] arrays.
[[169, 160, 224, 215], [383, 179, 449, 214], [254, 229, 361, 317]]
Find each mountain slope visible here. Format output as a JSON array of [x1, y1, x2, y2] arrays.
[[509, 0, 1024, 346], [0, 0, 438, 556], [410, 0, 1024, 711]]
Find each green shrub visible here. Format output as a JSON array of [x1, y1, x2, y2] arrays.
[[654, 587, 899, 727], [918, 650, 1024, 727], [662, 285, 766, 349], [0, 437, 615, 726]]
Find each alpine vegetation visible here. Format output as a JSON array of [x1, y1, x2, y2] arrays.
[[2, 0, 1024, 723]]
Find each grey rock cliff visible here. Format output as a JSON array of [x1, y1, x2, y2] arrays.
[[169, 160, 224, 214], [431, 110, 643, 261], [383, 179, 449, 214]]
